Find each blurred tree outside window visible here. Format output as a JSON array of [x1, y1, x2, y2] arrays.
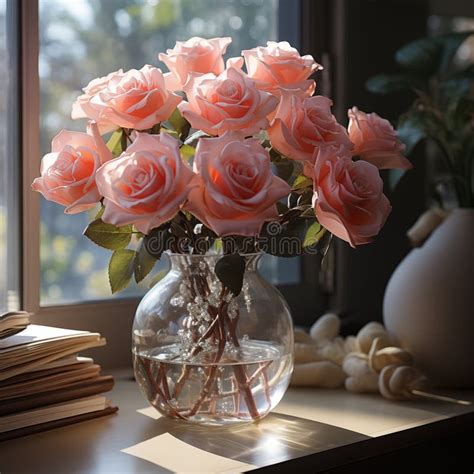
[[38, 0, 300, 305]]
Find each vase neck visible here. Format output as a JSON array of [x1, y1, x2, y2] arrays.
[[167, 253, 262, 273]]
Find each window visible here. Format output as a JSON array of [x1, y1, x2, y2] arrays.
[[0, 1, 20, 312]]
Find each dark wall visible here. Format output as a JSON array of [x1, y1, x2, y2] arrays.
[[302, 0, 430, 331], [335, 0, 430, 332]]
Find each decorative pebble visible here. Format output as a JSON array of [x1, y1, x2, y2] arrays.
[[294, 342, 322, 364], [294, 327, 313, 343], [309, 313, 341, 342], [356, 321, 391, 354], [344, 335, 359, 354], [315, 336, 346, 365]]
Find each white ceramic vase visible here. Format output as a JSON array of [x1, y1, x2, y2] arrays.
[[383, 209, 474, 388]]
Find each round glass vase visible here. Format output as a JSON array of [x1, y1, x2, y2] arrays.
[[132, 253, 294, 425]]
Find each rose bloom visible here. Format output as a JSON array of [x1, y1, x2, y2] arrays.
[[32, 122, 111, 214], [186, 132, 290, 236], [269, 93, 352, 162], [178, 67, 278, 136], [348, 107, 411, 169], [159, 36, 232, 90], [96, 133, 195, 234], [242, 41, 322, 97], [310, 145, 391, 247], [72, 65, 181, 133]]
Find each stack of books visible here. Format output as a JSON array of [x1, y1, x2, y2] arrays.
[[0, 313, 117, 441]]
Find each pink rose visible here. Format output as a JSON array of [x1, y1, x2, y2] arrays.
[[310, 145, 391, 247], [186, 132, 290, 236], [159, 37, 232, 90], [32, 122, 111, 214], [242, 41, 322, 97], [269, 93, 352, 162], [96, 133, 195, 234], [178, 67, 278, 136], [72, 65, 181, 133], [348, 107, 411, 169]]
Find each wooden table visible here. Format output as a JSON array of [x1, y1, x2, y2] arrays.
[[1, 370, 473, 473]]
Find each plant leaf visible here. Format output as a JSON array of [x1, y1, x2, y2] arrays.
[[366, 73, 423, 94], [84, 219, 133, 250], [215, 254, 245, 296], [395, 36, 441, 74], [292, 174, 313, 191], [180, 144, 195, 162], [303, 221, 326, 247], [168, 108, 186, 134], [134, 240, 157, 283], [108, 249, 136, 293], [106, 130, 123, 157], [397, 113, 427, 155], [395, 32, 473, 76]]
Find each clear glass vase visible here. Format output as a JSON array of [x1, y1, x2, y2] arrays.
[[132, 253, 294, 425]]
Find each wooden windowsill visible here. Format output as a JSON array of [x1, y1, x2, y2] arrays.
[[1, 370, 473, 472]]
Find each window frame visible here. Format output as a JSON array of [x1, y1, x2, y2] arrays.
[[20, 0, 327, 366]]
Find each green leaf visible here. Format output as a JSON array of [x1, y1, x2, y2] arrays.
[[160, 128, 180, 139], [397, 113, 427, 155], [180, 144, 195, 162], [168, 108, 187, 135], [292, 174, 313, 191], [395, 32, 473, 76], [134, 240, 157, 283], [395, 37, 441, 74], [366, 73, 423, 95], [149, 123, 161, 135], [303, 221, 326, 247], [94, 205, 105, 220], [446, 96, 474, 131], [213, 238, 223, 253], [106, 130, 123, 157], [437, 32, 474, 72], [215, 254, 245, 296], [84, 219, 133, 250], [108, 249, 136, 293], [276, 201, 289, 215]]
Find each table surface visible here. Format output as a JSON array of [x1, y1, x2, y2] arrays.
[[1, 370, 473, 473]]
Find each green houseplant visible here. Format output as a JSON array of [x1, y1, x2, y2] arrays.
[[375, 31, 474, 388]]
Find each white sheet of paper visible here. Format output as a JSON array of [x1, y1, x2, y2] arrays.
[[122, 433, 256, 473]]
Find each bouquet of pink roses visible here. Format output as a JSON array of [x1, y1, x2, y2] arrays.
[[33, 37, 410, 293]]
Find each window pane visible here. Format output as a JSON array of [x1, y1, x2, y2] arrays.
[[39, 0, 287, 305], [0, 1, 20, 312]]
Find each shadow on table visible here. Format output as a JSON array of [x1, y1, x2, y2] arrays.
[[135, 412, 368, 467]]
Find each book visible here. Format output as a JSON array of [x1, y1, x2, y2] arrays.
[[0, 405, 118, 442], [0, 311, 31, 339], [0, 375, 115, 416], [0, 356, 93, 384], [0, 395, 113, 434], [0, 325, 106, 381], [0, 363, 101, 400]]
